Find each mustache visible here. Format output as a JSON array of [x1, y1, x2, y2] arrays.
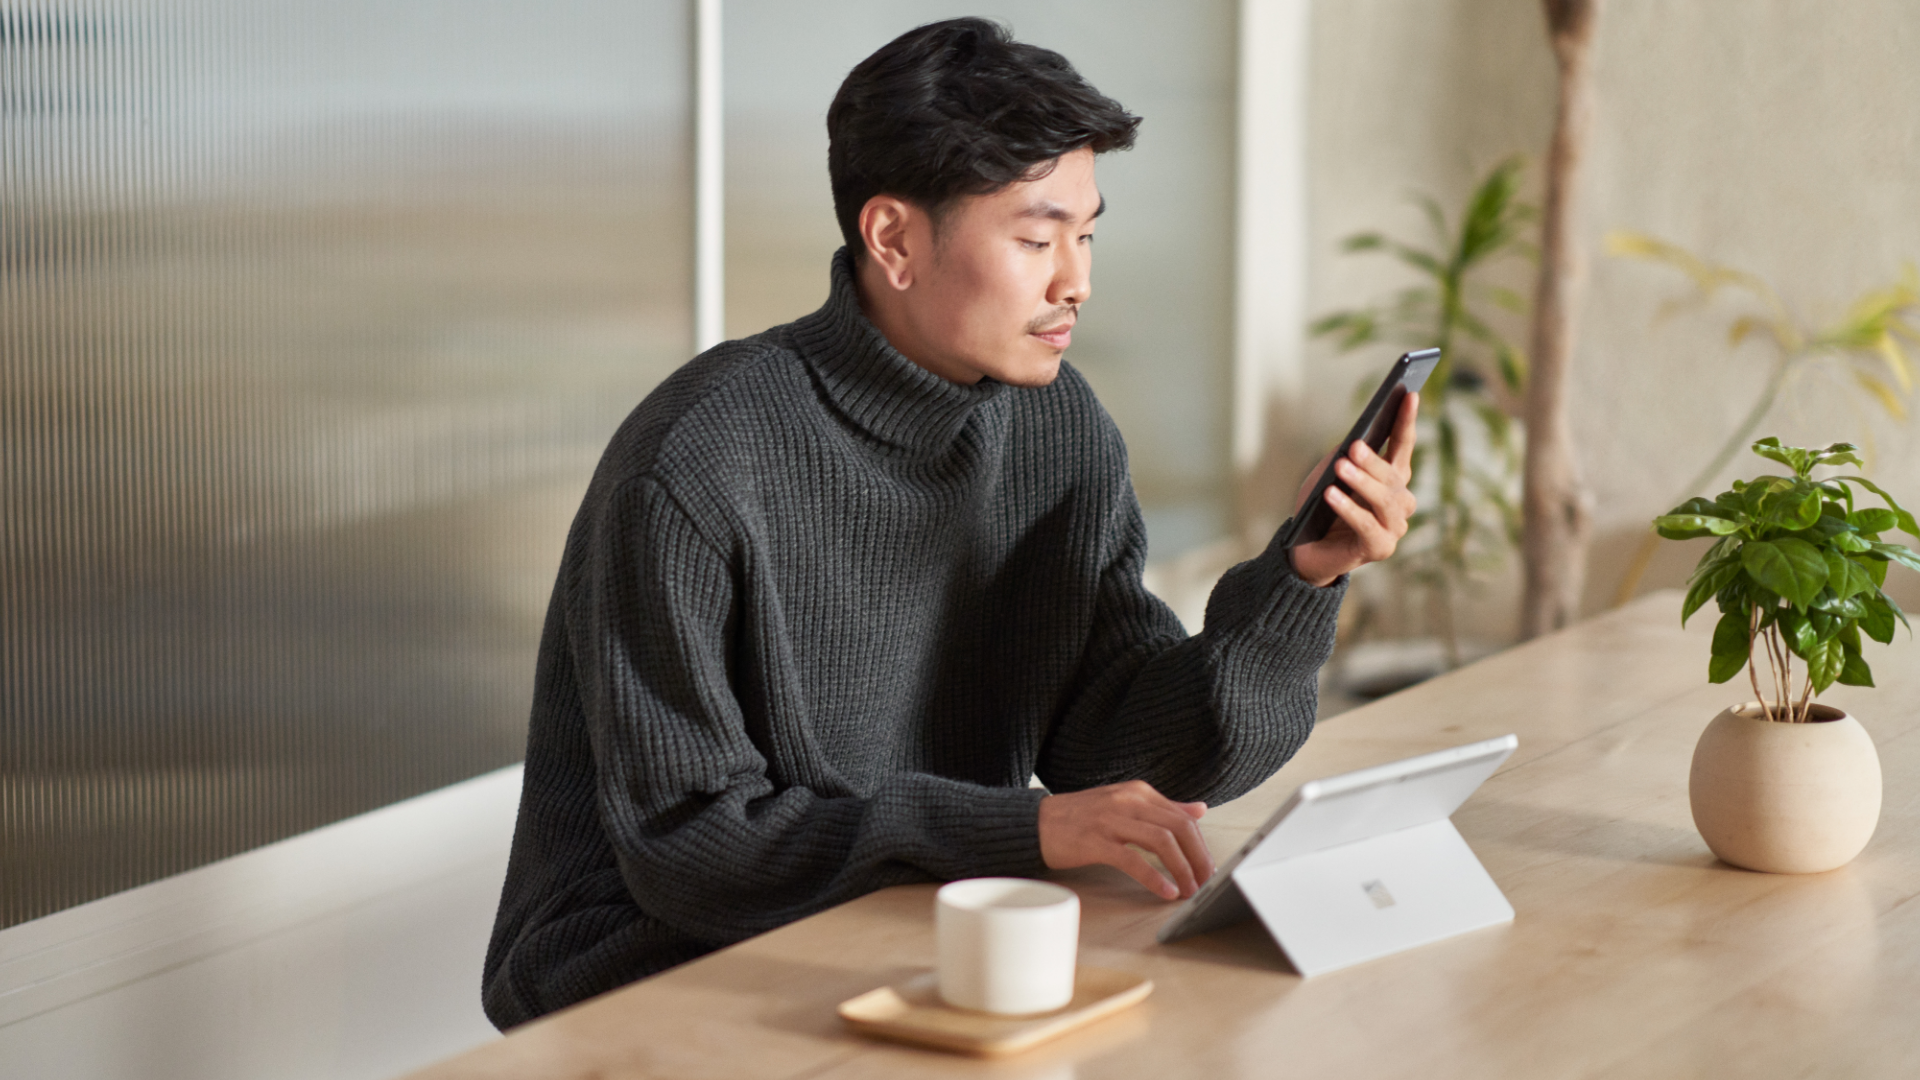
[[1025, 305, 1078, 334]]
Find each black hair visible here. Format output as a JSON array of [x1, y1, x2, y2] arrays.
[[827, 18, 1141, 257]]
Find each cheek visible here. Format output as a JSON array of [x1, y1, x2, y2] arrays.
[[945, 256, 1032, 342]]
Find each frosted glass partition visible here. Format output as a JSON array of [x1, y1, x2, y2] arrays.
[[0, 0, 691, 927], [722, 1, 1238, 558]]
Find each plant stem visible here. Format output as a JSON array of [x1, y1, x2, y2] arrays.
[[1778, 627, 1792, 717], [1795, 664, 1816, 723], [1748, 605, 1773, 722], [1766, 621, 1787, 715]]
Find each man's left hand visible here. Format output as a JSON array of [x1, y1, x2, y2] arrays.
[[1288, 392, 1419, 588]]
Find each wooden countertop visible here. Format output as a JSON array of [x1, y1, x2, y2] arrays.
[[405, 591, 1920, 1079]]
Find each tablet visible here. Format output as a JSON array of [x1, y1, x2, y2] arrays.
[[1278, 347, 1440, 549], [1157, 733, 1517, 944]]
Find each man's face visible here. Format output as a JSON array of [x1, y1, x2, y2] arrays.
[[874, 148, 1102, 388]]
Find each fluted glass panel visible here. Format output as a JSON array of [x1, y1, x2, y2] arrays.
[[1, 0, 691, 927]]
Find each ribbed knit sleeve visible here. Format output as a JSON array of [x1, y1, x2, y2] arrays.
[[574, 476, 1047, 946], [1035, 490, 1346, 805]]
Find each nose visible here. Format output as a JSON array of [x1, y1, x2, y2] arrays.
[[1049, 238, 1092, 308]]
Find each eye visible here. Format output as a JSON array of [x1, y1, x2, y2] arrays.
[[1019, 238, 1049, 251], [1078, 232, 1095, 245]]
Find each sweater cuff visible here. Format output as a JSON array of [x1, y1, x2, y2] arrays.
[[955, 785, 1050, 878], [1249, 528, 1349, 635]]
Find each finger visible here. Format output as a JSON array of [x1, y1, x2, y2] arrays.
[[1182, 800, 1207, 819], [1114, 845, 1179, 900], [1139, 802, 1215, 880], [1334, 458, 1410, 535], [1166, 810, 1215, 883], [1325, 486, 1396, 558], [1121, 822, 1199, 898], [1348, 438, 1407, 492], [1386, 392, 1419, 472], [1334, 454, 1394, 508]]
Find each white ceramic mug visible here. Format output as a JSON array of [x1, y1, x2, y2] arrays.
[[935, 877, 1080, 1015]]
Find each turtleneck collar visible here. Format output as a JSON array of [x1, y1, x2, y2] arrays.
[[790, 247, 1006, 456]]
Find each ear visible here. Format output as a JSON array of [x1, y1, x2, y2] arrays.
[[858, 195, 918, 291]]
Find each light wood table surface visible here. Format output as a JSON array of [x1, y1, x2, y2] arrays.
[[407, 592, 1920, 1079]]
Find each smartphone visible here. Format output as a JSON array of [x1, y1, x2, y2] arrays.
[[1278, 347, 1440, 550]]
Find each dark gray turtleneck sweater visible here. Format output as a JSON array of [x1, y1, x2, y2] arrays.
[[482, 250, 1345, 1029]]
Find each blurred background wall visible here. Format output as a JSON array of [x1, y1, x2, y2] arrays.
[[1286, 0, 1920, 650]]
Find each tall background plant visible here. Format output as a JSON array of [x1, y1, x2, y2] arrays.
[[1311, 158, 1535, 665], [1609, 233, 1920, 605]]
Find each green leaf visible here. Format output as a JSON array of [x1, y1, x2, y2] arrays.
[[1889, 594, 1914, 636], [1863, 555, 1889, 586], [1391, 242, 1446, 278], [1752, 437, 1813, 477], [1811, 590, 1868, 619], [1808, 442, 1863, 468], [1806, 607, 1839, 640], [1802, 505, 1852, 537], [1801, 636, 1842, 694], [1833, 530, 1872, 553], [1708, 611, 1750, 684], [1665, 496, 1734, 519], [1790, 489, 1824, 529], [1836, 646, 1875, 688], [1496, 343, 1526, 391], [1741, 538, 1830, 607], [1872, 541, 1920, 575], [1861, 595, 1898, 644], [1824, 550, 1874, 602], [1654, 514, 1743, 540], [1837, 476, 1920, 538], [1682, 555, 1744, 624], [1310, 311, 1380, 349], [1849, 507, 1898, 533], [1722, 576, 1779, 617]]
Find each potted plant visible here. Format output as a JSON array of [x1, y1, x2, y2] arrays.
[[1656, 437, 1920, 873]]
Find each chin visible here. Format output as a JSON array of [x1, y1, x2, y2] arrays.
[[993, 353, 1064, 389]]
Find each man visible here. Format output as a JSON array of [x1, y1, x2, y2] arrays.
[[483, 18, 1415, 1029]]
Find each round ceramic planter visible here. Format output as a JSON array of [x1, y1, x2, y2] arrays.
[[1689, 702, 1881, 874]]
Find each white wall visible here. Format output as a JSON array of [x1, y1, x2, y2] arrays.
[[1275, 0, 1920, 641]]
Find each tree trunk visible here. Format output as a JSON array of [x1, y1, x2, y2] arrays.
[[1520, 0, 1599, 639]]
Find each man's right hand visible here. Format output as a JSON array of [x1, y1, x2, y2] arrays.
[[1036, 781, 1214, 900]]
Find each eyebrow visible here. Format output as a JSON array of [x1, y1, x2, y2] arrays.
[[1018, 195, 1106, 223]]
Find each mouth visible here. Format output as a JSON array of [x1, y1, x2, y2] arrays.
[[1028, 318, 1074, 351]]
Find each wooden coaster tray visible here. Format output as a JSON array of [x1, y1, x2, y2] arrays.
[[837, 965, 1152, 1057]]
